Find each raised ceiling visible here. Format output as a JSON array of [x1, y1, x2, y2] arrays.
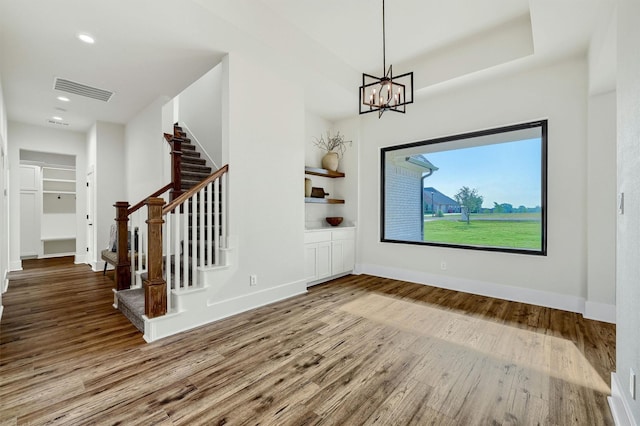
[[0, 0, 616, 132]]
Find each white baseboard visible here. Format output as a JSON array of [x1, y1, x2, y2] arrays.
[[585, 300, 616, 324], [358, 263, 615, 323], [143, 278, 307, 342], [0, 305, 4, 320], [74, 254, 87, 265], [9, 260, 22, 271], [609, 372, 638, 426], [87, 260, 107, 273]]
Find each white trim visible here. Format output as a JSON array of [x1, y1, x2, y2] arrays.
[[609, 372, 638, 426], [2, 270, 8, 293], [359, 263, 591, 316], [9, 260, 22, 271], [585, 300, 616, 324], [0, 305, 4, 320], [86, 260, 100, 272], [143, 278, 307, 342], [74, 254, 87, 265]]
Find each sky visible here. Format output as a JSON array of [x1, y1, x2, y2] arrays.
[[421, 138, 542, 208]]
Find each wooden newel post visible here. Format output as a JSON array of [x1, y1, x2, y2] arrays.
[[144, 197, 166, 318], [114, 201, 131, 291], [170, 138, 183, 203]]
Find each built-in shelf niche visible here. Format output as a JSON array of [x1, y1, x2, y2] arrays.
[[41, 166, 76, 257]]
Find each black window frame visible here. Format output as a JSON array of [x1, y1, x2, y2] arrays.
[[380, 120, 548, 256]]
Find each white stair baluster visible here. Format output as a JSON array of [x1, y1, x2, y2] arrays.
[[221, 173, 227, 249], [191, 195, 198, 288], [165, 212, 171, 310], [183, 198, 189, 289], [199, 187, 205, 269], [213, 179, 218, 266], [174, 207, 181, 291]]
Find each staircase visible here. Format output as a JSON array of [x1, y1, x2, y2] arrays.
[[173, 124, 212, 192], [114, 124, 222, 333]]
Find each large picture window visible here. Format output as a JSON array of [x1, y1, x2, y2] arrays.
[[381, 120, 547, 255]]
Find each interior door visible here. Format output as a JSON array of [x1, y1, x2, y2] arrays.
[[86, 169, 95, 268], [19, 165, 40, 258]]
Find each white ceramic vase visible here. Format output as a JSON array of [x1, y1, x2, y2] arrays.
[[321, 151, 339, 172]]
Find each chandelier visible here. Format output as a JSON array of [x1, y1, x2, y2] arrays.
[[359, 0, 414, 118]]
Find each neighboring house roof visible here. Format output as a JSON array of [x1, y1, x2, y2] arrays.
[[406, 154, 439, 172], [423, 187, 459, 206]]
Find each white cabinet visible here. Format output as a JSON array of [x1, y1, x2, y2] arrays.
[[304, 227, 355, 285], [305, 241, 331, 282]]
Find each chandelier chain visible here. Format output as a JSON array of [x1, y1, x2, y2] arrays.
[[382, 0, 386, 73]]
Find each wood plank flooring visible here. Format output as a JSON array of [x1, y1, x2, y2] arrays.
[[0, 257, 616, 425]]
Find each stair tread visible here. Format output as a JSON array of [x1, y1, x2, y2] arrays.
[[181, 157, 206, 165], [181, 166, 212, 174], [116, 288, 145, 332], [181, 173, 211, 180]]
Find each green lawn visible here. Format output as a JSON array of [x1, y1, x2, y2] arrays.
[[424, 217, 541, 250]]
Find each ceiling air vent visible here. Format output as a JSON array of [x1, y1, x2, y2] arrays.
[[53, 77, 114, 102], [47, 119, 69, 126]]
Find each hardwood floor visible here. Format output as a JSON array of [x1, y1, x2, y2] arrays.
[[0, 258, 615, 425]]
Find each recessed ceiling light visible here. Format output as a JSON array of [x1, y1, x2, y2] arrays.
[[52, 116, 63, 121], [57, 96, 70, 102], [77, 33, 95, 44]]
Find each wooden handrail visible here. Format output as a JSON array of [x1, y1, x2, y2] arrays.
[[127, 183, 173, 216], [162, 165, 228, 215]]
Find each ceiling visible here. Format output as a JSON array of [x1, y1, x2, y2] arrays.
[[0, 0, 616, 133]]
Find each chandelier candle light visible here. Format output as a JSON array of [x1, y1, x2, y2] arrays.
[[359, 0, 414, 118]]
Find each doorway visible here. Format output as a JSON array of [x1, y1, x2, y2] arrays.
[[19, 150, 76, 260]]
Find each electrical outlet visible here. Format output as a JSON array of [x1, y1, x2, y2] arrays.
[[440, 261, 447, 270], [631, 368, 636, 400], [250, 275, 257, 286]]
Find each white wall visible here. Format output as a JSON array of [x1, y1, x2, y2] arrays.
[[0, 77, 8, 317], [615, 0, 640, 422], [217, 51, 306, 302], [91, 121, 126, 267], [586, 90, 616, 320], [178, 64, 223, 169], [7, 122, 87, 269], [125, 97, 170, 203], [356, 56, 614, 319]]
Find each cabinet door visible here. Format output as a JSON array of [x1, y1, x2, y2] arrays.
[[304, 244, 318, 282], [317, 241, 331, 280], [331, 240, 344, 275], [20, 192, 39, 257], [331, 238, 355, 275], [19, 165, 39, 191]]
